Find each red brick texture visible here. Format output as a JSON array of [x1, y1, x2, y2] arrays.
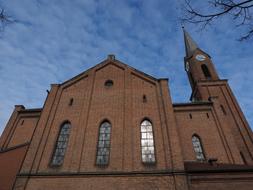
[[0, 144, 28, 190]]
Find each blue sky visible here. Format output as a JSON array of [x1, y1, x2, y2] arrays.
[[0, 0, 252, 134]]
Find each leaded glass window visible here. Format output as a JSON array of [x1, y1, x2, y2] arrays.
[[96, 121, 111, 166], [192, 135, 205, 161], [141, 120, 156, 163], [51, 122, 71, 166]]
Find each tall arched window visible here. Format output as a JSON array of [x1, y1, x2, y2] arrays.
[[192, 135, 205, 161], [51, 122, 71, 166], [96, 121, 111, 166], [141, 120, 156, 163], [201, 64, 211, 79]]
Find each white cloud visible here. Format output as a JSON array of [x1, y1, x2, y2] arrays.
[[0, 0, 252, 134]]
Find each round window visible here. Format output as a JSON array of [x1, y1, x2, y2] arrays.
[[104, 80, 113, 87]]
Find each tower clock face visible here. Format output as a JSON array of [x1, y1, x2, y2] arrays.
[[195, 54, 206, 61]]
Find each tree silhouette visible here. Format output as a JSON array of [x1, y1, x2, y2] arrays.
[[182, 0, 253, 41], [0, 8, 15, 33]]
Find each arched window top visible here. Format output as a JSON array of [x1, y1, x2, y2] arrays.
[[140, 119, 156, 164], [192, 135, 205, 161], [96, 121, 112, 166], [51, 122, 71, 166], [61, 122, 71, 132], [141, 118, 152, 125], [100, 120, 111, 127], [140, 119, 154, 135], [61, 121, 71, 128], [60, 120, 71, 126], [192, 134, 200, 139], [201, 64, 211, 79]]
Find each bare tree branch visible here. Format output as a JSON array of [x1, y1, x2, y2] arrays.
[[181, 0, 253, 41], [0, 8, 15, 33], [239, 28, 253, 40]]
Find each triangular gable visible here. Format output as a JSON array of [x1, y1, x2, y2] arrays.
[[61, 57, 159, 89]]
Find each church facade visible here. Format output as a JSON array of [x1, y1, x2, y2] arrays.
[[0, 30, 253, 190]]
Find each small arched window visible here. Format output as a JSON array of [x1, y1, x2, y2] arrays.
[[51, 122, 71, 166], [192, 135, 205, 161], [143, 95, 147, 103], [96, 121, 111, 166], [69, 98, 74, 106], [201, 64, 211, 79], [140, 120, 156, 163]]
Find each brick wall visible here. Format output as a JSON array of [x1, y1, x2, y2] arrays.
[[0, 144, 28, 190]]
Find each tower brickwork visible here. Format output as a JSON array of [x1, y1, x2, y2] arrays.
[[183, 28, 253, 165]]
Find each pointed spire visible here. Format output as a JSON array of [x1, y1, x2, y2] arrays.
[[183, 27, 199, 57]]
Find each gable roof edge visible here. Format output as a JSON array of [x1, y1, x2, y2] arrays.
[[60, 58, 160, 88]]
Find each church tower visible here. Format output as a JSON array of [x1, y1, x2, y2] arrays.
[[183, 28, 219, 92], [183, 28, 253, 165]]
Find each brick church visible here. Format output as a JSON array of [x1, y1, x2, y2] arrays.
[[0, 29, 253, 190]]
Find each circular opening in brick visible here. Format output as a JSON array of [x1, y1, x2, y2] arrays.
[[104, 80, 113, 87]]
